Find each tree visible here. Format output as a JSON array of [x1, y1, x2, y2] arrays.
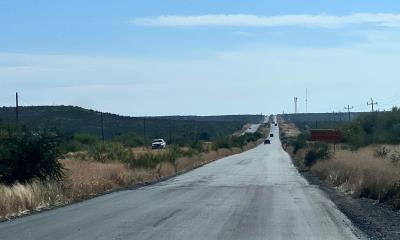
[[0, 124, 63, 184]]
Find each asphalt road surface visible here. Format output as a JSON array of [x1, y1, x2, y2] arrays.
[[0, 124, 365, 240]]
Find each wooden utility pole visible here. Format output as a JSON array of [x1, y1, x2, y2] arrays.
[[344, 105, 354, 121], [15, 92, 19, 122], [367, 98, 378, 112]]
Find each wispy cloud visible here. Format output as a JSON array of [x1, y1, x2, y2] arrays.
[[133, 13, 400, 28]]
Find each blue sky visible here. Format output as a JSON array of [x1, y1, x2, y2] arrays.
[[2, 1, 400, 116]]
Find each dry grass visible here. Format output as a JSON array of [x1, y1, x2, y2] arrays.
[[175, 156, 196, 172], [0, 181, 66, 219], [62, 159, 155, 200], [1, 143, 260, 219], [312, 145, 400, 208], [279, 122, 301, 137], [156, 162, 176, 178]]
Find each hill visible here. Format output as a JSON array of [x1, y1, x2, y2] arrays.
[[0, 106, 263, 142]]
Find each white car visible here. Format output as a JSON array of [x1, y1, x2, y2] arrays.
[[152, 139, 166, 149]]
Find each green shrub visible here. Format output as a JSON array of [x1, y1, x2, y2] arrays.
[[0, 124, 63, 184], [87, 142, 131, 162], [304, 143, 330, 167], [123, 146, 185, 169], [58, 133, 101, 154], [212, 132, 261, 150], [112, 132, 144, 147], [213, 136, 233, 149], [291, 133, 309, 153]]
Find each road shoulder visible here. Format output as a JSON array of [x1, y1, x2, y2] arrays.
[[299, 169, 400, 240]]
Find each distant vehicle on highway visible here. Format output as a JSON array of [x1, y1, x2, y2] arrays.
[[270, 133, 274, 137], [152, 139, 166, 149], [264, 139, 271, 144]]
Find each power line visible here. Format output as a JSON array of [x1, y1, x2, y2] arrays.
[[344, 104, 354, 121], [367, 98, 378, 112]]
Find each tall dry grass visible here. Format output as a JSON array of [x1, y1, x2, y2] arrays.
[[1, 143, 259, 219], [312, 146, 400, 208], [0, 181, 66, 218], [62, 159, 155, 200]]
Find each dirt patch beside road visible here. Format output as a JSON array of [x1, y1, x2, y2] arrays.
[[278, 118, 301, 137]]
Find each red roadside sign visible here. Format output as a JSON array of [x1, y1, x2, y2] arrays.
[[310, 129, 342, 143]]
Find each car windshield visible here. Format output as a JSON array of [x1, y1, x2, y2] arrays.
[[153, 140, 163, 143]]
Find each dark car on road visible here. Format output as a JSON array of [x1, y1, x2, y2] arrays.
[[264, 139, 271, 144], [270, 133, 274, 137]]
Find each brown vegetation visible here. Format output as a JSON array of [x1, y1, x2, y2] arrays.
[[1, 140, 260, 219], [62, 160, 155, 200], [0, 181, 66, 219], [280, 119, 400, 209], [311, 146, 400, 208], [278, 121, 301, 138]]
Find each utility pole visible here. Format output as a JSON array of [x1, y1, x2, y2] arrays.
[[367, 98, 378, 112], [344, 105, 354, 121], [294, 97, 298, 114], [15, 92, 19, 122], [100, 112, 105, 144]]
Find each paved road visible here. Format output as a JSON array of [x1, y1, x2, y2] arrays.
[[0, 124, 365, 240]]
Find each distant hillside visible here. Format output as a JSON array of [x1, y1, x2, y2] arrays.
[[155, 115, 264, 122], [0, 106, 263, 141], [279, 112, 364, 123]]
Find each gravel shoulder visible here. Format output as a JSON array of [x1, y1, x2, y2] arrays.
[[298, 169, 400, 240]]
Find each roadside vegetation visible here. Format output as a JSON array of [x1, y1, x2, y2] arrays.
[[0, 121, 266, 219], [280, 108, 400, 210]]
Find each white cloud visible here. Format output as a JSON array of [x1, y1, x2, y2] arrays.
[[133, 13, 400, 28]]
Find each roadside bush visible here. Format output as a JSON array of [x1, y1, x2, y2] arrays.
[[341, 124, 367, 149], [339, 109, 400, 148], [124, 148, 182, 169], [374, 146, 390, 159], [87, 142, 132, 162], [213, 132, 262, 150], [112, 132, 144, 147], [291, 133, 309, 154], [58, 133, 101, 154], [304, 142, 330, 167], [390, 150, 400, 164], [0, 124, 63, 185], [390, 123, 400, 143], [213, 136, 233, 149]]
